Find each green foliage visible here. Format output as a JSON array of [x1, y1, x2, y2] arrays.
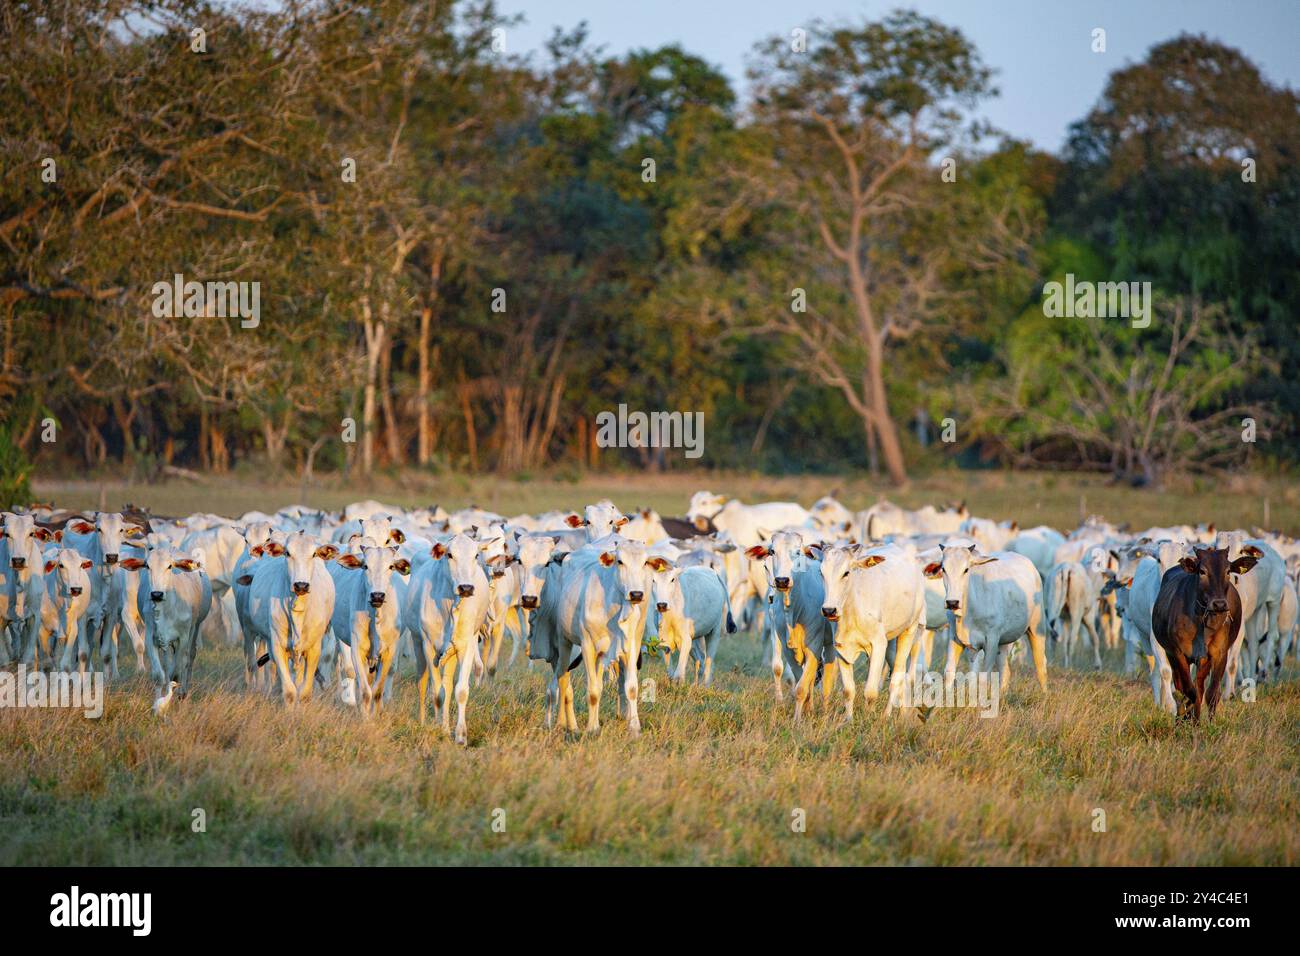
[[0, 424, 33, 508]]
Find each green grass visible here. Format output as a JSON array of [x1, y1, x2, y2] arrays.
[[5, 470, 1299, 865]]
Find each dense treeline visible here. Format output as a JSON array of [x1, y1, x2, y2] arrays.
[[1, 1, 1295, 486]]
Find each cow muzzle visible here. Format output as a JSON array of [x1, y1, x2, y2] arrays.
[[821, 607, 838, 621], [774, 576, 791, 590], [69, 586, 84, 597], [945, 600, 960, 611], [1210, 599, 1228, 613], [10, 557, 25, 570], [656, 601, 669, 613], [520, 595, 539, 610], [369, 592, 386, 607], [150, 590, 164, 602], [292, 582, 311, 596], [628, 590, 644, 604], [457, 583, 475, 597], [105, 553, 119, 565]]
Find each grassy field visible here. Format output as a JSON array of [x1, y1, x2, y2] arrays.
[[4, 470, 1299, 865]]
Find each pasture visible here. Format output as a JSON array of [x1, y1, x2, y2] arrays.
[[3, 471, 1298, 866]]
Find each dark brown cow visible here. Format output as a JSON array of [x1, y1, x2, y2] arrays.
[[1151, 546, 1258, 722]]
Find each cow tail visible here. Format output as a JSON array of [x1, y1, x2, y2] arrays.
[[726, 609, 736, 634]]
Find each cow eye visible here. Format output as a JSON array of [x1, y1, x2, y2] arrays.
[[841, 571, 849, 579]]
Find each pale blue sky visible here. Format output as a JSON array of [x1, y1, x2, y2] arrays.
[[499, 0, 1300, 152]]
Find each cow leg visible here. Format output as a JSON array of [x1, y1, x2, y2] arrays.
[[562, 649, 579, 731], [622, 648, 641, 738], [453, 637, 473, 745], [338, 641, 359, 708], [885, 626, 918, 716], [943, 640, 965, 697], [862, 633, 889, 705], [438, 650, 456, 733], [1151, 643, 1176, 713], [1081, 610, 1102, 670], [1205, 647, 1231, 720], [414, 638, 432, 725], [270, 641, 296, 705], [770, 631, 785, 702], [1168, 653, 1198, 722], [583, 639, 604, 734], [836, 653, 856, 722], [792, 657, 819, 722]]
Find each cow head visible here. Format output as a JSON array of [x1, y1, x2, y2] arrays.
[[142, 547, 202, 605], [744, 530, 811, 607], [338, 545, 406, 607], [936, 543, 997, 617], [513, 535, 557, 610], [645, 556, 680, 614], [432, 533, 488, 600], [2, 512, 52, 572], [1181, 546, 1257, 620], [819, 546, 886, 622], [687, 491, 728, 532], [597, 539, 652, 607], [284, 532, 336, 596], [42, 548, 93, 599], [83, 512, 128, 568]]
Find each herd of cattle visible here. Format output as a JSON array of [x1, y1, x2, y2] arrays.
[[2, 492, 1297, 737]]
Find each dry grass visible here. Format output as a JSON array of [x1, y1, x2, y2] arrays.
[[5, 471, 1298, 865], [2, 635, 1297, 865]]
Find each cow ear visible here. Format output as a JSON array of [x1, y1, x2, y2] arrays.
[[266, 542, 286, 557], [338, 553, 364, 569], [744, 545, 770, 560], [174, 559, 199, 572], [391, 558, 411, 576], [599, 551, 615, 567], [431, 542, 448, 560], [644, 556, 669, 572], [1243, 545, 1264, 558], [53, 529, 63, 542], [856, 554, 885, 569], [923, 562, 942, 578], [69, 520, 95, 535], [124, 525, 145, 538], [614, 515, 630, 529], [315, 544, 339, 561], [251, 545, 265, 558], [1206, 524, 1215, 535], [43, 560, 57, 574], [120, 557, 145, 571], [80, 559, 93, 570], [388, 528, 406, 544], [972, 555, 998, 566], [803, 544, 823, 559], [1179, 557, 1198, 574], [236, 574, 254, 586], [486, 554, 509, 567], [33, 526, 53, 541], [1230, 555, 1259, 575], [564, 514, 584, 528]]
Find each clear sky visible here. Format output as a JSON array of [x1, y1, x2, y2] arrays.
[[498, 0, 1300, 153]]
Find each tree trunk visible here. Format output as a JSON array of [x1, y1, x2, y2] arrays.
[[418, 247, 444, 466], [379, 322, 402, 466], [360, 284, 384, 478]]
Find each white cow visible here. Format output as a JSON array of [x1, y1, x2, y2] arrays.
[[244, 533, 338, 704], [529, 539, 654, 735], [39, 548, 93, 672], [686, 492, 811, 548], [402, 534, 493, 743], [645, 561, 732, 685], [931, 545, 1048, 698], [819, 544, 927, 719], [1044, 560, 1103, 669], [329, 545, 410, 715], [126, 547, 212, 705], [1, 512, 54, 665]]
